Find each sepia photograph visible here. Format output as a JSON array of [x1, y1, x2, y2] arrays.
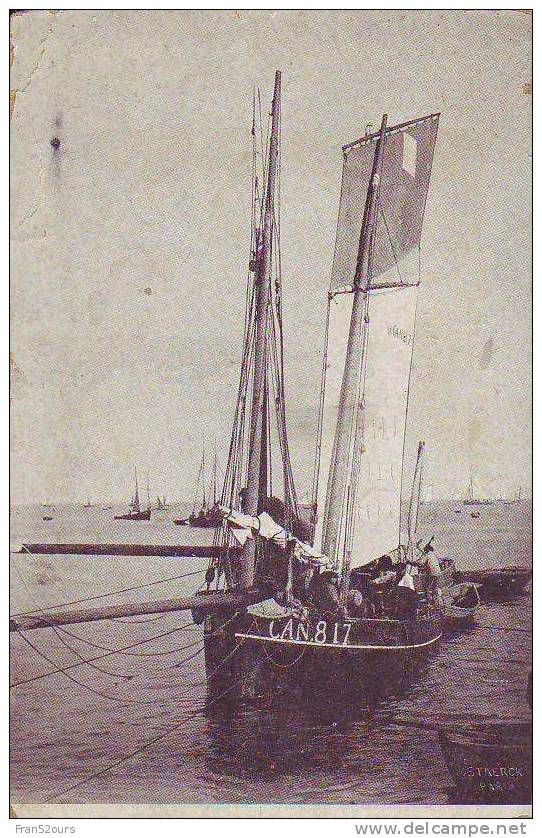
[[9, 9, 532, 819]]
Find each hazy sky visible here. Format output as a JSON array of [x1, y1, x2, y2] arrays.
[[10, 10, 531, 504]]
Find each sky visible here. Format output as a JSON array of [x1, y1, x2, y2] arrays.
[[10, 10, 531, 504]]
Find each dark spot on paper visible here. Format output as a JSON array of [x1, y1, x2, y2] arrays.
[[144, 287, 152, 295], [479, 338, 494, 369], [50, 137, 60, 149], [522, 82, 532, 95]]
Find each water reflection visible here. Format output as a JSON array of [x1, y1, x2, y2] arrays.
[[205, 650, 431, 783]]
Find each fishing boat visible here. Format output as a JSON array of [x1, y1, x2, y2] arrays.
[[11, 74, 445, 695], [175, 441, 222, 528], [463, 476, 492, 506], [197, 73, 445, 686], [156, 495, 169, 510], [114, 468, 151, 521], [442, 582, 480, 626], [438, 722, 531, 804], [455, 566, 532, 598]]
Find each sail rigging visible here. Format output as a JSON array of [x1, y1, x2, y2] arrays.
[[330, 114, 439, 293], [314, 113, 439, 571], [209, 71, 300, 590]]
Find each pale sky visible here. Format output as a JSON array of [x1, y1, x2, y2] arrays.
[[10, 10, 531, 504]]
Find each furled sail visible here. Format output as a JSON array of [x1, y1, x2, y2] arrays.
[[330, 114, 439, 293], [315, 114, 439, 570]]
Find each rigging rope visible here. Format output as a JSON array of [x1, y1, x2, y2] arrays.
[[397, 245, 422, 543], [11, 558, 205, 618], [45, 627, 260, 802]]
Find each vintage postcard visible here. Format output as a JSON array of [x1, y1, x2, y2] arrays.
[[9, 9, 532, 819]]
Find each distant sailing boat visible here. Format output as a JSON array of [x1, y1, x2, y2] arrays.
[[503, 486, 523, 504], [462, 475, 492, 506], [83, 497, 93, 509], [156, 495, 169, 510], [114, 468, 151, 521], [180, 441, 222, 528]]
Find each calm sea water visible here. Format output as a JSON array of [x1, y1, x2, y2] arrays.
[[10, 501, 532, 805]]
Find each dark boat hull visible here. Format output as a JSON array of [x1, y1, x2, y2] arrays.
[[455, 567, 532, 598], [113, 508, 151, 521], [438, 723, 532, 804], [188, 513, 222, 528], [203, 607, 443, 698]]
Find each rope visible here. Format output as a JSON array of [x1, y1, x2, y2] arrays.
[[15, 631, 171, 706], [310, 295, 331, 537], [45, 628, 259, 802], [53, 620, 198, 657], [398, 248, 421, 543], [11, 562, 205, 618]]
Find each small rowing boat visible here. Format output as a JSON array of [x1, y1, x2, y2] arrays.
[[442, 582, 480, 626]]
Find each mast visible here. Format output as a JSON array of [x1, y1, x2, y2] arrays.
[[133, 467, 140, 513], [201, 432, 207, 510], [322, 114, 388, 566], [238, 70, 281, 589], [212, 447, 218, 507], [406, 441, 425, 561]]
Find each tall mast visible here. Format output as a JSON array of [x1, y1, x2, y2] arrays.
[[201, 432, 206, 510], [406, 441, 425, 560], [238, 70, 281, 589], [133, 466, 140, 512], [322, 114, 388, 565]]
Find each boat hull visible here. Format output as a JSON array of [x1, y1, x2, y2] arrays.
[[438, 723, 532, 804], [113, 509, 151, 521], [455, 567, 532, 598], [203, 607, 443, 698], [188, 513, 222, 528]]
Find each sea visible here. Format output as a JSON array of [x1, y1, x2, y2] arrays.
[[10, 500, 532, 807]]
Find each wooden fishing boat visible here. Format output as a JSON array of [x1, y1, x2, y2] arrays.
[[11, 74, 447, 698], [114, 468, 151, 521], [196, 74, 446, 686], [438, 722, 532, 804], [442, 582, 480, 626], [455, 566, 532, 598]]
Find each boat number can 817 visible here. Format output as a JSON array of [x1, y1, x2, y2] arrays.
[[268, 618, 351, 646]]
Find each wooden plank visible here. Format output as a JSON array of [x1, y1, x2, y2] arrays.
[[10, 590, 259, 632], [16, 543, 241, 559]]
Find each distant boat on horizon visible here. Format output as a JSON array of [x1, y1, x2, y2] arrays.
[[114, 468, 151, 521], [502, 486, 524, 504], [462, 476, 492, 506], [174, 439, 222, 528]]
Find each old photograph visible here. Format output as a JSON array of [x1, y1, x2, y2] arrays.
[[9, 9, 532, 818]]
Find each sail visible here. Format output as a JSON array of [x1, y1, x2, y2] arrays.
[[330, 114, 439, 293], [315, 284, 418, 567], [315, 114, 439, 569]]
